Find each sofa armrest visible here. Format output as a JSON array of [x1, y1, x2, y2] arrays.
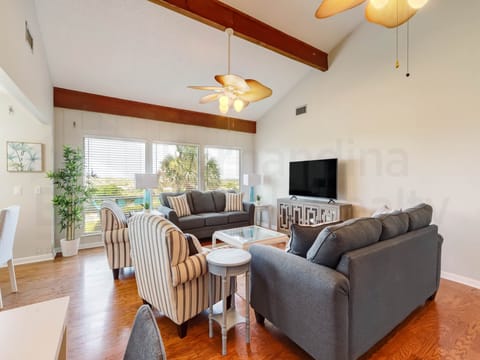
[[243, 202, 255, 225], [157, 205, 179, 226], [103, 228, 129, 245], [249, 244, 350, 360], [171, 253, 208, 287]]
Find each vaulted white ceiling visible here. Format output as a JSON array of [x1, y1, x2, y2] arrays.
[[34, 0, 364, 121]]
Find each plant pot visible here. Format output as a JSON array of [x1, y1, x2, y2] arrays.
[[60, 238, 80, 257]]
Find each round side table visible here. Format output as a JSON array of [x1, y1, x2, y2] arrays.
[[207, 248, 251, 356]]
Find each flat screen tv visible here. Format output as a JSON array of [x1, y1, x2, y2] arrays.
[[289, 158, 337, 199]]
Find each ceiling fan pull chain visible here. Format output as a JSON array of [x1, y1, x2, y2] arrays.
[[395, 0, 399, 69], [226, 28, 233, 75], [406, 20, 410, 77]]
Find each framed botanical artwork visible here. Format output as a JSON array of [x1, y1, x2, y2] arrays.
[[6, 141, 43, 172]]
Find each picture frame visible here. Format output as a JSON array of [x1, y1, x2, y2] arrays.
[[6, 141, 43, 172]]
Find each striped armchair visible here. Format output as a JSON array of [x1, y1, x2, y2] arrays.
[[128, 214, 230, 338], [100, 201, 132, 280]]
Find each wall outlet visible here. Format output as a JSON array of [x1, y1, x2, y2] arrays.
[[35, 186, 41, 195], [14, 186, 22, 196]]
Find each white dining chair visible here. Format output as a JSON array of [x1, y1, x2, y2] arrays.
[[0, 205, 20, 309]]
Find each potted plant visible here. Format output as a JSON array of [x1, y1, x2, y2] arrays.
[[47, 145, 92, 256], [256, 194, 262, 205]]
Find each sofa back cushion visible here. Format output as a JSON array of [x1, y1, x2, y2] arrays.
[[190, 190, 216, 214], [404, 203, 433, 231], [212, 191, 226, 212], [286, 221, 342, 258], [374, 211, 409, 240], [307, 217, 382, 268]]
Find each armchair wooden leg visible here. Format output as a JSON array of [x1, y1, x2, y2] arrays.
[[0, 288, 3, 309], [112, 269, 120, 280], [226, 294, 232, 309], [142, 299, 152, 308], [177, 321, 189, 338], [255, 311, 265, 325]]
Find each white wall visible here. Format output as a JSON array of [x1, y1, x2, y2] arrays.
[[256, 0, 480, 284], [0, 0, 52, 124], [54, 108, 256, 246], [0, 0, 54, 263]]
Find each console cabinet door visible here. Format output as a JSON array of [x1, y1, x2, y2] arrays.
[[304, 205, 320, 225], [278, 202, 291, 232], [291, 204, 303, 226]]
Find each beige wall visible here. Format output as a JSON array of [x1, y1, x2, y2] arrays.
[[54, 107, 256, 246], [256, 0, 480, 285], [0, 92, 54, 262]]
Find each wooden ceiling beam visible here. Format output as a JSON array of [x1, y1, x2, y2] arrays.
[[53, 87, 256, 134], [149, 0, 329, 71]]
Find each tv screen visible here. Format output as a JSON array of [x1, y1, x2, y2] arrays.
[[289, 158, 337, 199]]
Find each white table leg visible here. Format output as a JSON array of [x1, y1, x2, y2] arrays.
[[222, 275, 227, 356], [245, 269, 250, 344]]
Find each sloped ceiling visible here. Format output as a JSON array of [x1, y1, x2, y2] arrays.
[[34, 0, 363, 121]]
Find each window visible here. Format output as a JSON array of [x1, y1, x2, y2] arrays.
[[152, 143, 199, 192], [84, 137, 146, 233], [204, 147, 240, 191]]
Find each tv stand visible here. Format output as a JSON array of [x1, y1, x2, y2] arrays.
[[277, 198, 352, 234], [328, 199, 336, 204], [290, 195, 298, 200]]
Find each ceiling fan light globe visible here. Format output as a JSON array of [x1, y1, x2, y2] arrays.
[[219, 95, 229, 107], [233, 98, 245, 112], [370, 0, 388, 9], [219, 102, 229, 114], [407, 0, 428, 9]]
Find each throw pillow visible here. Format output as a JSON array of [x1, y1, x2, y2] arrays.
[[225, 192, 243, 212], [306, 217, 382, 268], [371, 205, 394, 216], [167, 194, 192, 217], [286, 221, 342, 258]]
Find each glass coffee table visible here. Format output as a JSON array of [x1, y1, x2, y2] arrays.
[[212, 225, 288, 249]]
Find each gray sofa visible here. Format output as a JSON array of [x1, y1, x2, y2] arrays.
[[250, 203, 443, 360], [158, 190, 255, 239]]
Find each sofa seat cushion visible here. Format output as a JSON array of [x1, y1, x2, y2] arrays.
[[196, 213, 229, 226], [227, 211, 249, 223], [374, 211, 409, 240], [190, 190, 216, 214], [404, 203, 433, 231], [307, 217, 382, 268], [177, 215, 205, 230]]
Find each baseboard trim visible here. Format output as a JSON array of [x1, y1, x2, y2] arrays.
[[79, 241, 104, 250], [441, 271, 480, 289], [0, 253, 55, 268], [53, 241, 104, 255]]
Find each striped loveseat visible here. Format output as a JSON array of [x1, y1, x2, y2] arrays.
[[128, 214, 231, 338], [100, 200, 132, 280]]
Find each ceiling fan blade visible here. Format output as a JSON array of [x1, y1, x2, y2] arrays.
[[199, 93, 222, 104], [239, 80, 272, 102], [315, 0, 366, 18], [188, 85, 224, 91], [215, 74, 250, 92], [365, 0, 417, 28]]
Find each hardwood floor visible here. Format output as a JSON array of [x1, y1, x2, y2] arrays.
[[1, 248, 479, 359]]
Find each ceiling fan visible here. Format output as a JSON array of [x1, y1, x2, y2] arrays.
[[188, 28, 272, 114], [315, 0, 429, 28]]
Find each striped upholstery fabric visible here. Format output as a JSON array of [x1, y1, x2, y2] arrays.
[[128, 214, 229, 325], [225, 192, 244, 211], [100, 201, 132, 270], [167, 194, 191, 217]]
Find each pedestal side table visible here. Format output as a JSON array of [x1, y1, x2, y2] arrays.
[[207, 248, 251, 356]]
